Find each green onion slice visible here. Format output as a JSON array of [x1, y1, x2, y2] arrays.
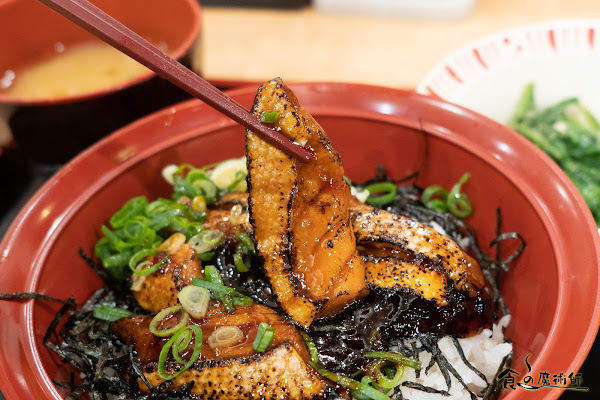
[[354, 376, 392, 400], [233, 253, 250, 273], [197, 251, 214, 262], [192, 265, 253, 312], [365, 183, 397, 206], [207, 326, 244, 349], [192, 179, 218, 201], [447, 173, 473, 218], [149, 305, 190, 337], [252, 322, 275, 352], [422, 173, 473, 218], [366, 359, 404, 389], [260, 111, 279, 124], [172, 328, 193, 364], [425, 198, 448, 213], [131, 253, 170, 276], [128, 248, 156, 271], [309, 363, 391, 400], [188, 230, 224, 254], [447, 193, 473, 218], [421, 185, 448, 204], [178, 285, 211, 319], [93, 305, 133, 321], [300, 332, 319, 364], [235, 232, 256, 255], [109, 196, 147, 229], [158, 325, 203, 380], [363, 351, 422, 371]]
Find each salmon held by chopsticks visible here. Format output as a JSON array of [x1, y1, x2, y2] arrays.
[[246, 78, 369, 328]]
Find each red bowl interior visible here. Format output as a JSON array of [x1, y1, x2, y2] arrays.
[[0, 83, 598, 399], [0, 0, 201, 105]]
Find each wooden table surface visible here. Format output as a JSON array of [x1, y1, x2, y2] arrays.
[[196, 0, 600, 89]]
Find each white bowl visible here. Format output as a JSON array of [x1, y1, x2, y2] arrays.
[[417, 19, 600, 124]]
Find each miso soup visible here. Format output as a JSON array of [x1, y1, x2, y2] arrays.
[[1, 41, 153, 100]]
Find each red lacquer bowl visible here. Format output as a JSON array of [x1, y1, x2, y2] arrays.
[[0, 83, 598, 399], [0, 0, 202, 162]]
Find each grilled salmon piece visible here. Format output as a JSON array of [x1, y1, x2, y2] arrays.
[[362, 254, 450, 305], [246, 78, 368, 328], [204, 192, 252, 236], [349, 202, 485, 298], [132, 233, 203, 313], [113, 302, 328, 399]]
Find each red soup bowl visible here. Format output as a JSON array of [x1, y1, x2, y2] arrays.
[[0, 0, 201, 163], [0, 82, 598, 399]]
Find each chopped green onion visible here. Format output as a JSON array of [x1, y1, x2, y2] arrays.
[[363, 351, 422, 371], [260, 111, 280, 124], [95, 190, 208, 280], [131, 254, 170, 276], [192, 179, 218, 201], [92, 305, 133, 321], [204, 264, 222, 283], [366, 359, 404, 389], [353, 376, 392, 400], [252, 322, 275, 352], [309, 363, 391, 400], [422, 173, 472, 218], [425, 198, 448, 213], [225, 170, 247, 192], [235, 232, 256, 255], [208, 326, 244, 349], [109, 196, 148, 229], [172, 328, 193, 364], [161, 164, 179, 185], [149, 305, 190, 337], [421, 185, 448, 212], [178, 285, 211, 319], [188, 230, 224, 254], [447, 173, 473, 218], [192, 265, 253, 312], [233, 253, 251, 273], [172, 165, 220, 203], [197, 251, 214, 262], [128, 248, 157, 271], [158, 325, 202, 380], [365, 183, 397, 206], [309, 362, 361, 391], [300, 332, 319, 364], [368, 329, 382, 350]]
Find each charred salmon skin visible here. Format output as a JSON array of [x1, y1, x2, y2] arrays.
[[246, 78, 368, 328], [113, 302, 328, 399]]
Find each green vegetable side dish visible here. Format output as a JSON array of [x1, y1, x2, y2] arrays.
[[509, 83, 600, 223]]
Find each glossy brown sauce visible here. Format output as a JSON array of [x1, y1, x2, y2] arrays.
[[123, 227, 494, 378], [311, 286, 494, 375], [210, 238, 494, 377]]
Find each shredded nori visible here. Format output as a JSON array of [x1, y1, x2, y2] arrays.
[[482, 353, 513, 400], [0, 292, 69, 304], [362, 165, 525, 319], [2, 166, 522, 400], [400, 381, 450, 396], [354, 166, 522, 400], [451, 336, 489, 386]]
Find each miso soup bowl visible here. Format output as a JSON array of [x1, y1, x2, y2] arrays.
[[0, 0, 201, 163], [0, 82, 598, 400]]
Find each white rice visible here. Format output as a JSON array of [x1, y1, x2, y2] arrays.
[[395, 315, 512, 399]]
